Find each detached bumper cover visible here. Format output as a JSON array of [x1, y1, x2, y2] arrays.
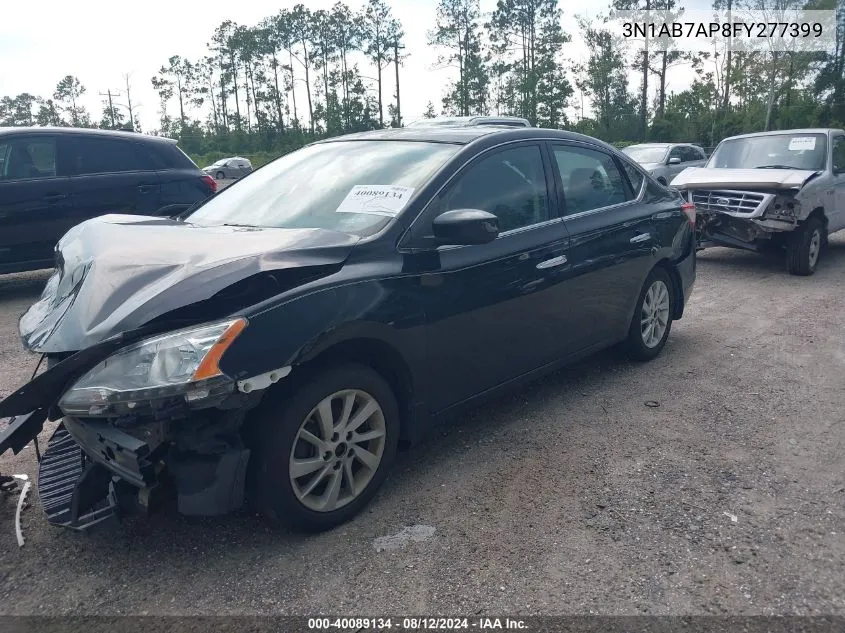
[[0, 410, 48, 457], [37, 425, 118, 530]]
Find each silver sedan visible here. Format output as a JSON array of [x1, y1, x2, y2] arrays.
[[202, 157, 253, 180], [622, 143, 707, 186]]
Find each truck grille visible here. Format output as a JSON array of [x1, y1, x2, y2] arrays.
[[691, 190, 769, 216]]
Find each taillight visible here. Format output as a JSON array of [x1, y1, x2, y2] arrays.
[[201, 174, 218, 194], [681, 201, 696, 225]]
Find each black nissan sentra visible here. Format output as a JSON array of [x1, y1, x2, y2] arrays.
[[0, 126, 696, 532]]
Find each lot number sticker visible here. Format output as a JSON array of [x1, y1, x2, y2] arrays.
[[788, 137, 816, 151], [336, 185, 415, 217]]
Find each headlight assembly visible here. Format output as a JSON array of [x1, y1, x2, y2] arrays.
[[59, 318, 247, 417]]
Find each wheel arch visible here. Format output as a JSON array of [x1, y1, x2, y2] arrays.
[[293, 336, 416, 446], [654, 258, 684, 320], [807, 206, 828, 233]]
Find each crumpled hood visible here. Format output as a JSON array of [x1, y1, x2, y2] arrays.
[[670, 167, 819, 190], [20, 214, 360, 354]]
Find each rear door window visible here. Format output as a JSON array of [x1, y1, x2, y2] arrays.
[[551, 144, 630, 215], [69, 137, 153, 175], [0, 137, 57, 180], [620, 158, 645, 195]]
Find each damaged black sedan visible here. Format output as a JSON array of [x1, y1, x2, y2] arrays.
[[0, 126, 696, 532]]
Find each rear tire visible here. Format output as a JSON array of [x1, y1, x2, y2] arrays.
[[786, 216, 824, 276], [624, 267, 675, 362], [251, 363, 399, 532]]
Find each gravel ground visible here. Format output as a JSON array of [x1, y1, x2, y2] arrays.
[[0, 237, 843, 616]]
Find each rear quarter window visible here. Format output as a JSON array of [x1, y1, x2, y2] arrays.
[[142, 142, 198, 170]]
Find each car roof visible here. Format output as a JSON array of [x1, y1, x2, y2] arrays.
[[625, 142, 702, 148], [313, 126, 621, 150], [722, 128, 844, 141], [407, 115, 531, 128], [0, 126, 178, 144]]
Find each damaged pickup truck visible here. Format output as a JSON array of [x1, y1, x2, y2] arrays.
[[0, 126, 696, 533], [671, 128, 845, 275]]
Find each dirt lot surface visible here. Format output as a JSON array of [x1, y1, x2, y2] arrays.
[[0, 237, 843, 616]]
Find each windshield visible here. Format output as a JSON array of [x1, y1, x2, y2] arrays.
[[211, 159, 228, 166], [708, 133, 827, 170], [622, 146, 669, 164], [187, 140, 460, 237]]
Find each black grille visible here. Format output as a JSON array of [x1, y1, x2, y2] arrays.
[[37, 426, 117, 530]]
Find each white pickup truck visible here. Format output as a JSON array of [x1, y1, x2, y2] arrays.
[[671, 128, 845, 275]]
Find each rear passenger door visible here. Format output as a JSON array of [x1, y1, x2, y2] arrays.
[[548, 142, 656, 349], [66, 135, 162, 227]]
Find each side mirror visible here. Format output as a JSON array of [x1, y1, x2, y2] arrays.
[[432, 209, 499, 246], [668, 157, 682, 165]]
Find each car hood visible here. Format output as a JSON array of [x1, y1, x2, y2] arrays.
[[639, 162, 663, 171], [670, 167, 819, 190], [19, 214, 360, 354]]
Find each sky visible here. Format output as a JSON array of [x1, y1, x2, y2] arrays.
[[0, 0, 712, 131]]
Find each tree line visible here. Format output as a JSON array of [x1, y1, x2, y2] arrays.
[[2, 0, 844, 163]]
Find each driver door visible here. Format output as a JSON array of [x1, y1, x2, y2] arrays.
[[666, 146, 685, 179], [406, 142, 572, 413]]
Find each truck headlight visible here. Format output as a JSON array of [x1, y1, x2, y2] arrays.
[[59, 318, 247, 417]]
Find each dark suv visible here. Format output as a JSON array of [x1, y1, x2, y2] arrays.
[[0, 127, 217, 274]]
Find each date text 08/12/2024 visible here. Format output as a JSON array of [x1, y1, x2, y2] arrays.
[[307, 617, 528, 630]]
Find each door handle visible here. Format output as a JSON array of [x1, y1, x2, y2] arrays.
[[43, 193, 67, 202], [138, 184, 157, 194], [536, 255, 567, 269], [630, 233, 651, 244]]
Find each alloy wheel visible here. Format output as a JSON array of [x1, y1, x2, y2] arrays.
[[289, 389, 386, 513], [640, 279, 670, 349]]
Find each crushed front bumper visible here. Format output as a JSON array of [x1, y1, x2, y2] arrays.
[[37, 425, 118, 531], [696, 210, 798, 252]]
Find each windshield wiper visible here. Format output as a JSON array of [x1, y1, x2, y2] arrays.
[[754, 164, 798, 170]]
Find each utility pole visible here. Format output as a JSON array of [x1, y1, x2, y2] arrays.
[[99, 89, 120, 128], [123, 73, 136, 131], [393, 39, 401, 127]]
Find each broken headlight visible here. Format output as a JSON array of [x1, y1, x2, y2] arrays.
[[59, 318, 247, 417]]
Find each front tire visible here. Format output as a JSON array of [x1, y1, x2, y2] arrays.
[[215, 170, 225, 180], [786, 216, 824, 276], [251, 363, 399, 532], [625, 267, 675, 361]]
